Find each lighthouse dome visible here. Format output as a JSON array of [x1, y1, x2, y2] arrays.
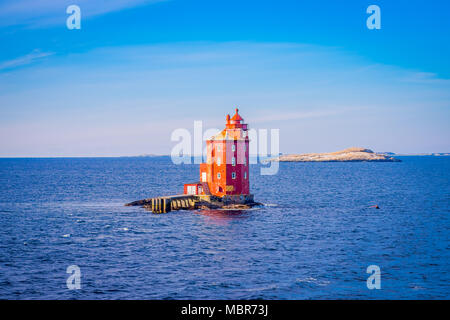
[[231, 108, 244, 122]]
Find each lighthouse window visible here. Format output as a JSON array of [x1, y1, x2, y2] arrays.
[[217, 173, 221, 179], [232, 144, 236, 152], [232, 172, 236, 179], [232, 157, 236, 166], [217, 144, 221, 152], [217, 157, 221, 166], [244, 172, 247, 179]]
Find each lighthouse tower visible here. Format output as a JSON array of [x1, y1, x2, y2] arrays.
[[184, 108, 253, 204]]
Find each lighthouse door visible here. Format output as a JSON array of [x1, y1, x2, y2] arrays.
[[202, 172, 207, 182]]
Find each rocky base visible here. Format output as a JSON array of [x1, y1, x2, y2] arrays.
[[196, 200, 263, 210], [126, 195, 262, 213], [125, 198, 153, 206]]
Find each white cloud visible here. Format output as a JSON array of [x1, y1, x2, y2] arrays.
[[0, 0, 166, 28], [0, 50, 54, 71], [252, 109, 346, 123]]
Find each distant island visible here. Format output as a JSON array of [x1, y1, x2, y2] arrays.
[[271, 147, 401, 162]]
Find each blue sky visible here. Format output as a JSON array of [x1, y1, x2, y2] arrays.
[[0, 0, 449, 156]]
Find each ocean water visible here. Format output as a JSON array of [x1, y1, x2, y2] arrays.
[[0, 156, 448, 299]]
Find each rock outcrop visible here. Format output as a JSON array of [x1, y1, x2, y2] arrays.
[[126, 195, 262, 213], [271, 147, 400, 162]]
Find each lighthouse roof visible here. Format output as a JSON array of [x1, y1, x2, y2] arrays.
[[231, 108, 243, 121], [210, 128, 247, 141], [211, 129, 227, 140]]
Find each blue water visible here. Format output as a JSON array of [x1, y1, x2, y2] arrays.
[[0, 157, 448, 299]]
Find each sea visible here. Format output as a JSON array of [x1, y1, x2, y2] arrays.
[[0, 156, 448, 299]]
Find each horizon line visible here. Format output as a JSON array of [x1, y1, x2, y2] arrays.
[[0, 153, 449, 159]]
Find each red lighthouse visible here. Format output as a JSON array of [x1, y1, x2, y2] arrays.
[[184, 108, 254, 204]]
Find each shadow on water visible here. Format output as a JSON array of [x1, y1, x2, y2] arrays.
[[195, 209, 254, 223]]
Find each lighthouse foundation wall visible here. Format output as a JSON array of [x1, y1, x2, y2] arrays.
[[126, 194, 259, 214]]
